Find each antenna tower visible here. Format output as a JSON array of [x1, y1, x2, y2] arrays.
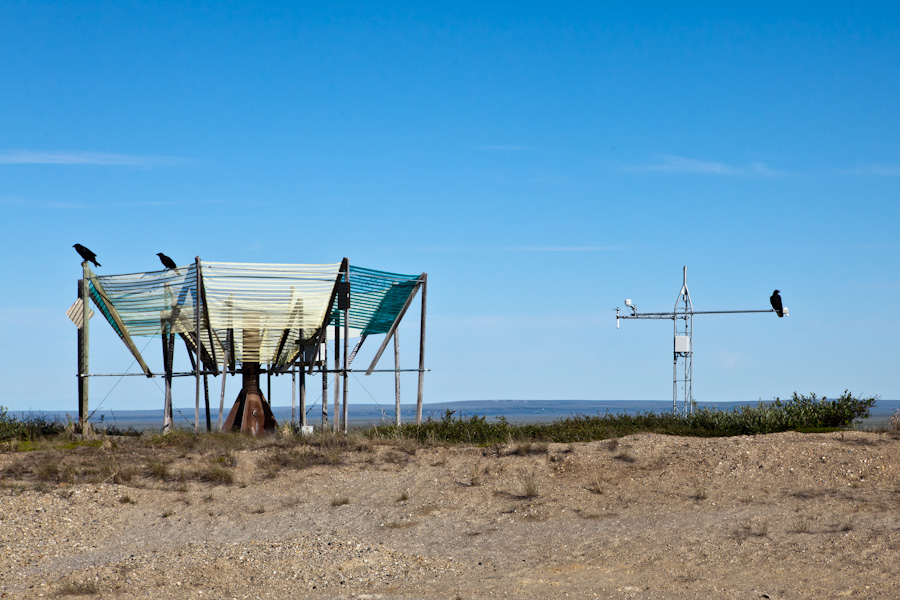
[[617, 266, 785, 414], [673, 267, 693, 415]]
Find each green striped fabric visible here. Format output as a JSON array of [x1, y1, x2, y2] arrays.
[[330, 266, 421, 335]]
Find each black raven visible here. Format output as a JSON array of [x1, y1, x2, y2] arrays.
[[770, 290, 784, 318], [73, 244, 100, 267], [156, 252, 177, 270]]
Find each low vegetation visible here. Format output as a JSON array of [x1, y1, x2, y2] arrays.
[[0, 406, 66, 441], [367, 391, 876, 445], [0, 392, 880, 490]]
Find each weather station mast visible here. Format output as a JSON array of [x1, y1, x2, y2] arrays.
[[616, 266, 787, 415]]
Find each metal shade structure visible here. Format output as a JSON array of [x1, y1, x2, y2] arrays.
[[74, 258, 427, 434]]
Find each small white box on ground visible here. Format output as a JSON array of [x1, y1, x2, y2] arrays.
[[300, 425, 314, 437]]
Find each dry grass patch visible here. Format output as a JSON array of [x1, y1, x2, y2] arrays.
[[888, 411, 900, 433], [256, 447, 311, 475], [56, 577, 99, 596], [614, 450, 637, 463], [508, 440, 549, 456], [414, 503, 443, 516], [197, 463, 234, 485], [90, 455, 135, 484], [791, 519, 813, 534], [519, 470, 540, 499], [467, 463, 483, 487], [395, 438, 419, 455], [145, 458, 170, 480], [383, 450, 408, 465], [321, 447, 345, 465], [735, 520, 769, 541], [466, 527, 498, 536], [585, 475, 604, 495], [36, 457, 61, 482], [212, 451, 238, 467], [522, 510, 549, 522], [575, 508, 618, 520], [3, 458, 29, 478], [385, 520, 418, 529], [675, 568, 701, 584]]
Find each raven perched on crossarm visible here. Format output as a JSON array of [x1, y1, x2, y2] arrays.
[[73, 244, 100, 267], [770, 290, 784, 318], [156, 252, 177, 270]]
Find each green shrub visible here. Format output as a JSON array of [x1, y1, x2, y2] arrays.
[[364, 392, 876, 445], [368, 410, 514, 445], [0, 406, 65, 441]]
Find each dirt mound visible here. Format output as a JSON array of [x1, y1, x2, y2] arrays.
[[2, 430, 899, 599]]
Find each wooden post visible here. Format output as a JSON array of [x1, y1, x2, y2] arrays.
[[291, 367, 296, 428], [218, 329, 231, 431], [162, 283, 173, 432], [162, 327, 174, 432], [161, 332, 168, 432], [267, 369, 271, 409], [300, 364, 307, 428], [394, 330, 401, 425], [194, 256, 202, 433], [77, 268, 90, 435], [416, 274, 427, 425], [321, 339, 328, 430], [333, 322, 340, 433], [200, 276, 218, 374], [342, 278, 349, 434], [204, 373, 211, 432]]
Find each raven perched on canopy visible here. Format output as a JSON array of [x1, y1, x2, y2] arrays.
[[156, 252, 177, 270], [73, 244, 100, 267], [770, 290, 784, 318]]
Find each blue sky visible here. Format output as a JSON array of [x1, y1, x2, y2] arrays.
[[1, 3, 898, 414]]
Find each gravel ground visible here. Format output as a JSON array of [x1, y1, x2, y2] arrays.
[[2, 430, 900, 599]]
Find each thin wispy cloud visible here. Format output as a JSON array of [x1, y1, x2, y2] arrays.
[[621, 154, 781, 176], [47, 202, 93, 210], [112, 198, 233, 207], [396, 245, 629, 253], [840, 164, 900, 176], [42, 198, 234, 210], [498, 245, 627, 252], [0, 150, 190, 167]]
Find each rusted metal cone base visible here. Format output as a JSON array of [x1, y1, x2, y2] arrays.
[[222, 363, 277, 435], [222, 390, 277, 435]]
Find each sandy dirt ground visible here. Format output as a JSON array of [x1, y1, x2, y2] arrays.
[[2, 430, 900, 599]]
